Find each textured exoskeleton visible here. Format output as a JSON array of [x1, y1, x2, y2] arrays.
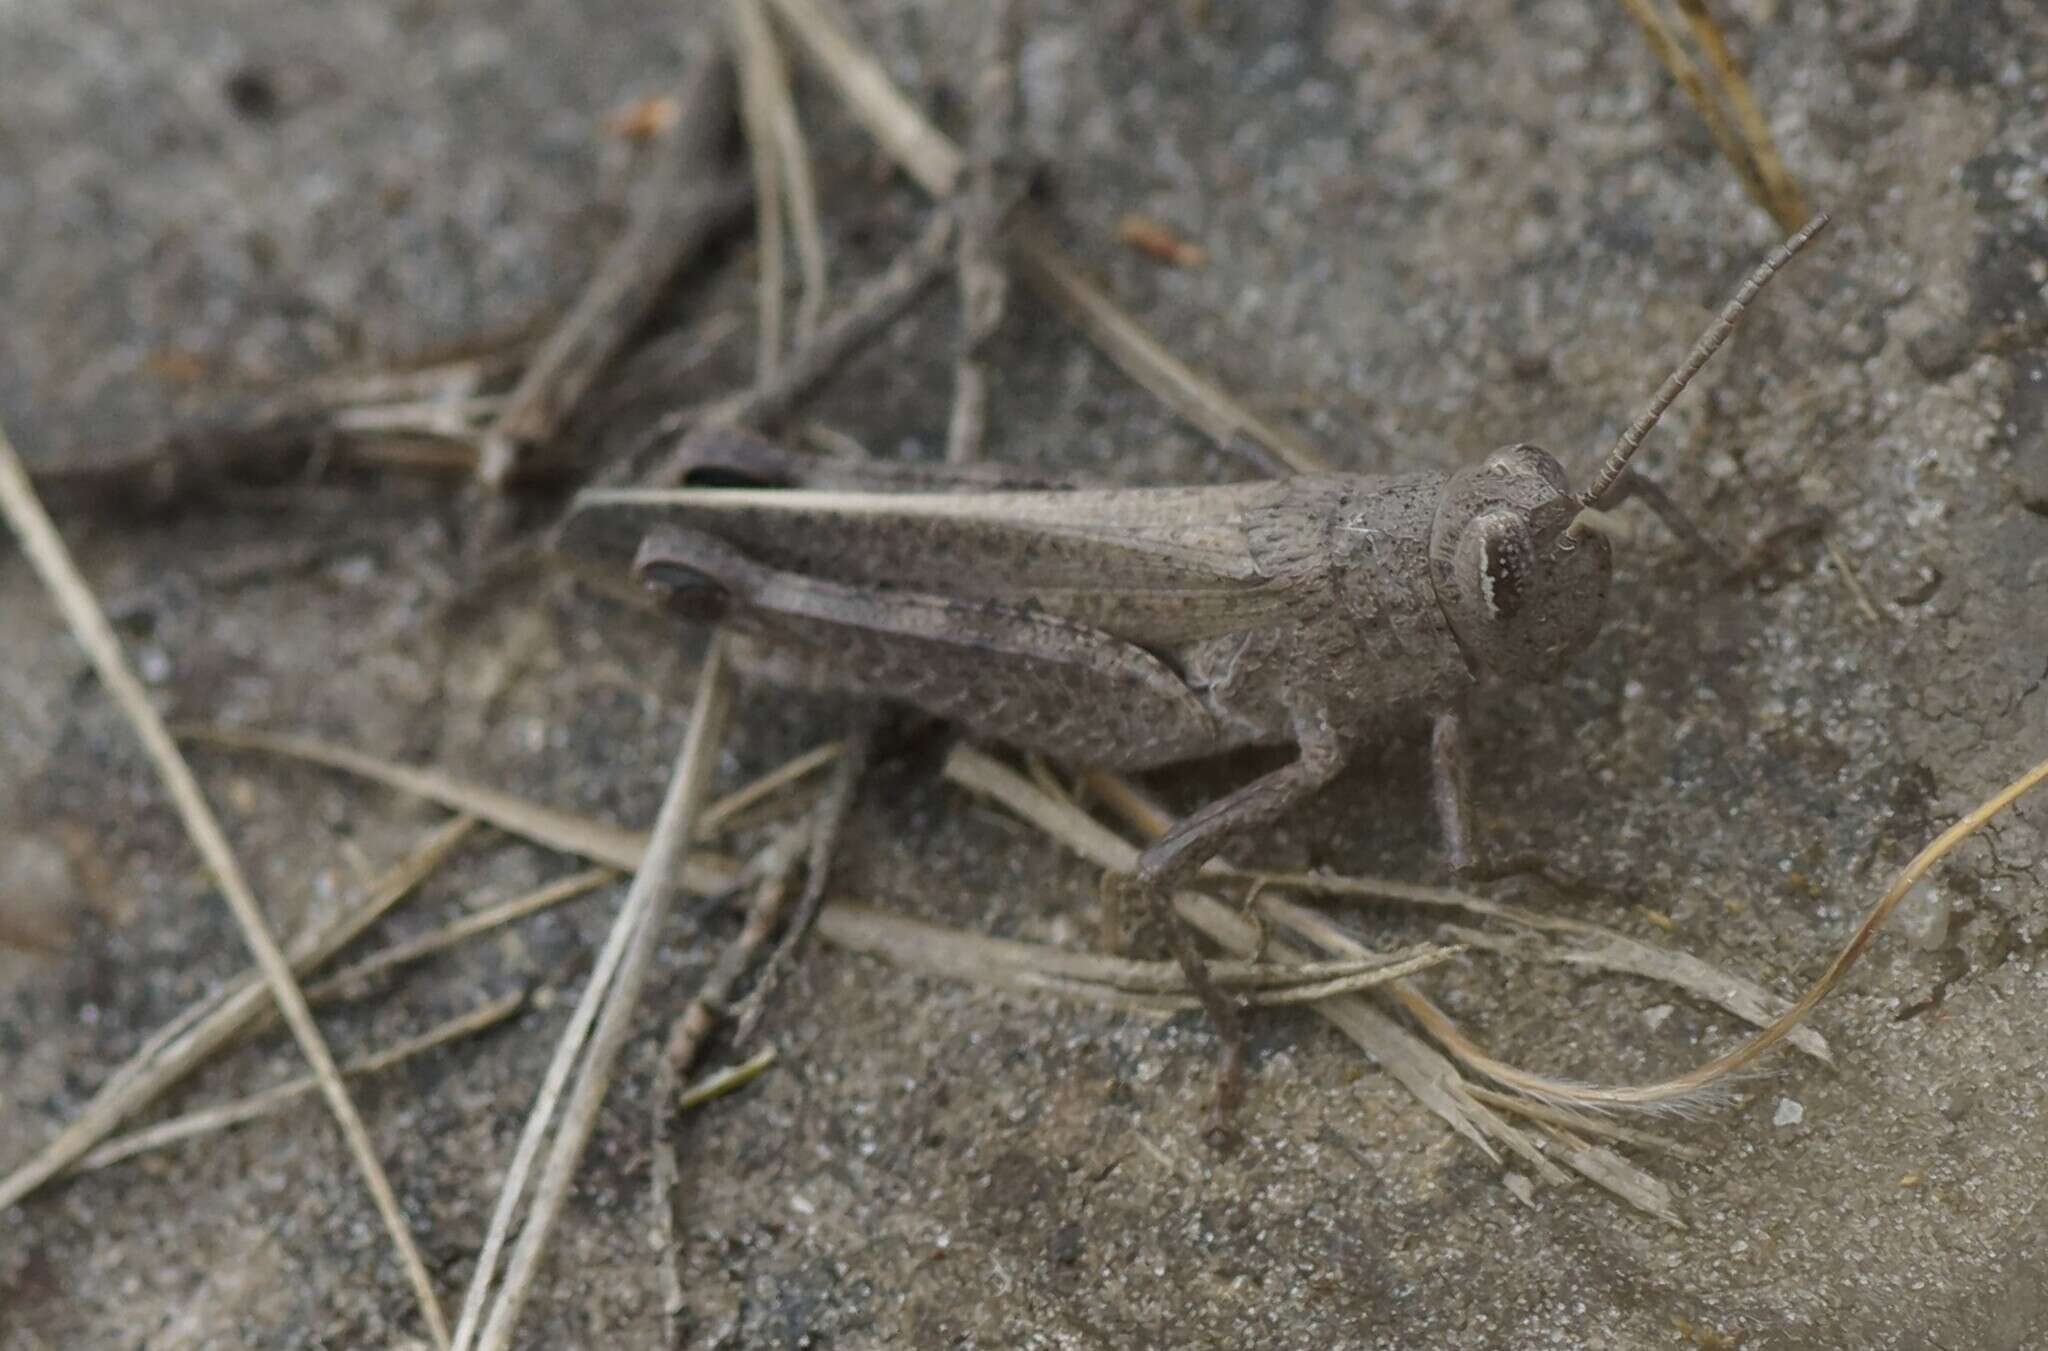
[[557, 215, 1826, 1137], [561, 440, 1608, 775]]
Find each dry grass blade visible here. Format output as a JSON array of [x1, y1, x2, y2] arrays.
[[967, 952, 1457, 1012], [1438, 754, 2048, 1111], [676, 1048, 780, 1112], [179, 730, 837, 873], [945, 0, 1017, 465], [305, 868, 616, 1003], [1261, 900, 1679, 1219], [945, 745, 1138, 873], [1253, 749, 2048, 1105], [476, 48, 746, 489], [1614, 0, 1765, 203], [0, 815, 474, 1212], [700, 739, 842, 836], [1210, 946, 1461, 1007], [1675, 0, 1808, 228], [730, 0, 790, 375], [936, 747, 1546, 1172], [652, 820, 808, 1346], [763, 0, 959, 191], [1246, 894, 1694, 1217], [1552, 1136, 1682, 1226], [1000, 759, 1708, 1214], [644, 204, 960, 486], [1082, 769, 1831, 1063], [79, 992, 527, 1172], [27, 346, 528, 518], [728, 0, 829, 344], [1465, 1086, 1708, 1162], [1069, 947, 1456, 996], [1236, 875, 1831, 1061], [1614, 0, 1804, 231], [330, 393, 502, 441], [730, 720, 871, 1044], [180, 725, 648, 866], [813, 902, 1454, 1009], [762, 0, 1328, 475], [1172, 891, 1569, 1183], [178, 724, 738, 890], [295, 348, 529, 410], [461, 637, 734, 1351], [817, 901, 1160, 1002], [0, 419, 451, 1344], [1441, 923, 1831, 1063], [1260, 745, 2048, 1112], [1008, 223, 1329, 474], [771, 79, 828, 343], [1823, 535, 1888, 626], [664, 819, 810, 1078]]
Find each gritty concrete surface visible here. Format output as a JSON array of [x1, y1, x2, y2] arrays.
[[4, 0, 2048, 1347]]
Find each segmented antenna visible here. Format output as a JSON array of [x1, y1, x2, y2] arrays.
[[1566, 213, 1830, 539]]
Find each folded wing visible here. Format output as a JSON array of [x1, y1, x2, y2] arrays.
[[560, 480, 1308, 646]]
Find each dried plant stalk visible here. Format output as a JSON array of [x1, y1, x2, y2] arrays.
[[1615, 0, 1807, 231], [477, 49, 745, 489], [79, 992, 526, 1171], [0, 816, 474, 1212], [0, 418, 452, 1344], [457, 638, 735, 1351], [763, 0, 1329, 474]]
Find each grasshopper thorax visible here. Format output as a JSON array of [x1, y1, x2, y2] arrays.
[[1429, 443, 1612, 680]]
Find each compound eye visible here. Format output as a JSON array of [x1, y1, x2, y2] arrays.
[[1473, 509, 1532, 622]]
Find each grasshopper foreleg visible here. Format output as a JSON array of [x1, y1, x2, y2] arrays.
[[1430, 709, 1477, 875], [1432, 707, 1610, 896]]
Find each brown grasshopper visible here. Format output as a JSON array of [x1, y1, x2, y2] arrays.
[[559, 215, 1830, 1135]]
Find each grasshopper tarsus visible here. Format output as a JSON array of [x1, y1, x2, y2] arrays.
[[1166, 912, 1247, 1151], [1452, 851, 1614, 901]]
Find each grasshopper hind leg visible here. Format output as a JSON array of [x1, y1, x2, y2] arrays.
[[1135, 709, 1347, 1148], [633, 533, 735, 623], [630, 525, 1226, 768]]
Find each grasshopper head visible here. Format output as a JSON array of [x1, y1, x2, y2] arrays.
[[1423, 216, 1832, 682], [1430, 444, 1612, 680]]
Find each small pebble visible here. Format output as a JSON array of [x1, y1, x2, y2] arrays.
[[1894, 880, 1950, 951], [1642, 1003, 1675, 1032], [0, 833, 78, 951], [1774, 1098, 1805, 1128], [137, 645, 172, 684], [1906, 319, 1975, 379]]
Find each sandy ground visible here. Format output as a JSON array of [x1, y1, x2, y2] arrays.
[[4, 1, 2047, 1347]]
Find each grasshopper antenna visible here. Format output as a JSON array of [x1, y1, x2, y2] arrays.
[[1565, 212, 1831, 545]]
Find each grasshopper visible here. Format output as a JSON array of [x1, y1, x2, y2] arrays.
[[559, 215, 1830, 1135]]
